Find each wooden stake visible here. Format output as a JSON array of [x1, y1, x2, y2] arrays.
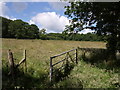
[[50, 57, 53, 82], [8, 49, 14, 79], [23, 50, 26, 72], [76, 48, 78, 64]]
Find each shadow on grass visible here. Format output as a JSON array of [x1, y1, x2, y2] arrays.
[[2, 65, 50, 89], [50, 61, 83, 88], [53, 62, 74, 82], [2, 60, 83, 88], [80, 48, 120, 73]]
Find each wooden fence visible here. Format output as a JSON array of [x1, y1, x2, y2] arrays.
[[49, 47, 107, 82], [8, 49, 27, 79], [49, 48, 78, 82]]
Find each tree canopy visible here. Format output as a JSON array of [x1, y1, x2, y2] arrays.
[[1, 16, 39, 39], [65, 2, 120, 34], [2, 17, 12, 38], [64, 2, 120, 53]]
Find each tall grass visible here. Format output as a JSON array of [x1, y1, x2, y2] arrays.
[[53, 59, 119, 88], [2, 39, 119, 88]]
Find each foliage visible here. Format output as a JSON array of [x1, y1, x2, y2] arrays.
[[62, 32, 106, 41], [64, 2, 120, 52], [39, 31, 107, 41], [1, 16, 107, 41], [1, 16, 39, 39], [39, 28, 46, 35], [44, 33, 106, 41], [54, 60, 119, 88], [39, 28, 48, 40], [47, 33, 63, 40], [1, 16, 12, 38], [29, 24, 39, 39]]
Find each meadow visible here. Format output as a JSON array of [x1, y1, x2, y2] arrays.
[[2, 39, 119, 88]]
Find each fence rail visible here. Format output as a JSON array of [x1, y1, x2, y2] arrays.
[[51, 48, 77, 58], [49, 48, 78, 82], [49, 47, 107, 82]]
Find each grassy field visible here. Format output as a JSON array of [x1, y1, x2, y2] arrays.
[[2, 39, 119, 88]]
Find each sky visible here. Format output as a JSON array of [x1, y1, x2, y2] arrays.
[[0, 2, 95, 34]]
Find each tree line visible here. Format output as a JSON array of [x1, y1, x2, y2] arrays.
[[1, 16, 106, 41], [41, 32, 106, 41], [1, 16, 39, 39]]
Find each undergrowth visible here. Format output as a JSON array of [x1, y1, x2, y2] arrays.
[[53, 59, 119, 88]]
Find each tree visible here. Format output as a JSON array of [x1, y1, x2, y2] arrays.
[[1, 16, 12, 38], [8, 19, 27, 38], [64, 2, 120, 55], [29, 24, 39, 39], [47, 33, 63, 40], [39, 28, 48, 40], [8, 19, 39, 39], [39, 28, 46, 35]]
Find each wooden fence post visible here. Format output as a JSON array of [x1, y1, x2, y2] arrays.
[[50, 57, 53, 82], [8, 49, 15, 79], [76, 48, 78, 64], [66, 52, 69, 63], [24, 50, 27, 72]]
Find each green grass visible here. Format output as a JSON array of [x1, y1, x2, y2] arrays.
[[53, 60, 119, 88], [2, 39, 119, 88]]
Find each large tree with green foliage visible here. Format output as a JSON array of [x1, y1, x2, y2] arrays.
[[64, 2, 120, 54], [8, 19, 28, 38], [29, 24, 39, 39], [8, 19, 39, 39], [1, 17, 40, 39]]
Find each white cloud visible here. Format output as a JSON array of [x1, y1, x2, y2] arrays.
[[79, 29, 95, 34], [48, 2, 69, 11], [0, 2, 9, 16], [29, 20, 35, 25], [12, 2, 28, 13], [11, 17, 17, 21], [0, 2, 17, 21], [2, 0, 61, 2], [30, 12, 70, 33]]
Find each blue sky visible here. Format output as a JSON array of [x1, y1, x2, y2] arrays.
[[0, 2, 94, 33], [5, 2, 66, 22]]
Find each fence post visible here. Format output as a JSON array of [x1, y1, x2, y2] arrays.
[[76, 48, 78, 64], [66, 52, 69, 63], [8, 49, 15, 79], [50, 57, 53, 82], [24, 50, 27, 72]]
